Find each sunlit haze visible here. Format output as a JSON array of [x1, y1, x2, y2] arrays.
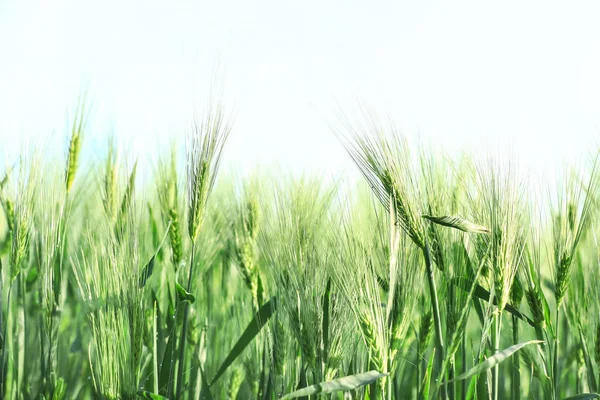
[[2, 0, 600, 184]]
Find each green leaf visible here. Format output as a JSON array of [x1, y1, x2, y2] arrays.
[[420, 349, 435, 400], [564, 394, 600, 400], [136, 390, 168, 400], [52, 378, 67, 400], [25, 266, 39, 291], [280, 371, 388, 399], [209, 297, 277, 386], [175, 282, 195, 304], [139, 255, 156, 288], [199, 365, 213, 400], [452, 277, 536, 327], [446, 340, 543, 383], [422, 215, 490, 234], [139, 224, 172, 289], [579, 323, 598, 392]]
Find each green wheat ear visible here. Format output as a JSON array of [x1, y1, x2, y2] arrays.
[[187, 104, 232, 243], [65, 101, 86, 193]]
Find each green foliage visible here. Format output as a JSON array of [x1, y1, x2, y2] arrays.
[[2, 107, 600, 400]]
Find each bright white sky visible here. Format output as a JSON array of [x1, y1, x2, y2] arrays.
[[1, 0, 600, 184]]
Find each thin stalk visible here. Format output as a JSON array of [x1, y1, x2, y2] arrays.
[[448, 284, 456, 400], [449, 356, 455, 400], [492, 312, 502, 400], [1, 285, 13, 398], [422, 240, 446, 400], [153, 301, 159, 395], [40, 313, 46, 392], [553, 306, 560, 400], [176, 241, 197, 399], [461, 334, 467, 399], [47, 198, 69, 392], [511, 315, 520, 400], [16, 276, 25, 396], [416, 328, 422, 399]]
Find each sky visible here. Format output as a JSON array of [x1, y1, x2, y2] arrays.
[[1, 0, 600, 185]]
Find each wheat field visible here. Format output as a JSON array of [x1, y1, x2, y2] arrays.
[[0, 103, 599, 400]]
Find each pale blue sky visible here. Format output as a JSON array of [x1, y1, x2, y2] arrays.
[[1, 0, 600, 182]]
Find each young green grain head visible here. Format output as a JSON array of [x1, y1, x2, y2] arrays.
[[65, 103, 86, 193], [552, 155, 599, 308], [338, 111, 425, 249], [187, 102, 232, 243], [156, 146, 183, 266], [468, 159, 527, 312]]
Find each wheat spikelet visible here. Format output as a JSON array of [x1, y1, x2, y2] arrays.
[[10, 211, 29, 282], [187, 103, 231, 243], [418, 311, 433, 352], [168, 207, 183, 266], [65, 117, 83, 193], [118, 161, 137, 220], [272, 320, 286, 376], [228, 366, 245, 400], [359, 313, 384, 373], [103, 144, 118, 222], [526, 288, 545, 328]]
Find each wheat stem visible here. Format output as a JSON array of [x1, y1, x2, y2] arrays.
[[423, 238, 446, 400]]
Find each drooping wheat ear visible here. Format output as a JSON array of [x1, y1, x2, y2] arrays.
[[338, 112, 425, 249], [358, 312, 384, 373], [65, 104, 86, 193], [187, 103, 232, 243]]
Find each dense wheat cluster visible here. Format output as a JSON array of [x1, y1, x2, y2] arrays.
[[1, 105, 600, 400]]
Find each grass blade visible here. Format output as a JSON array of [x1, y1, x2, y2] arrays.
[[579, 323, 598, 392], [136, 390, 168, 400], [199, 364, 213, 400], [420, 349, 435, 400], [446, 340, 543, 383], [564, 395, 600, 400], [422, 215, 490, 234], [175, 282, 195, 304], [139, 255, 156, 288], [280, 371, 388, 399], [209, 297, 277, 386], [452, 277, 536, 327]]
